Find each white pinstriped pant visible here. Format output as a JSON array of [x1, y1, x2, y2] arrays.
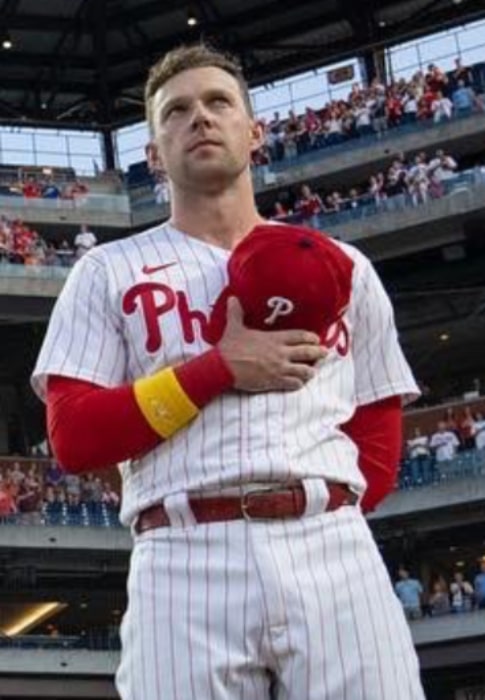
[[116, 483, 425, 700]]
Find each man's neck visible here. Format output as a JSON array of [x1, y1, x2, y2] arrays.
[[169, 178, 265, 250]]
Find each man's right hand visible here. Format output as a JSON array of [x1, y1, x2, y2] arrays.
[[217, 297, 326, 392]]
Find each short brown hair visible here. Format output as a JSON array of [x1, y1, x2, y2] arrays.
[[144, 43, 253, 130]]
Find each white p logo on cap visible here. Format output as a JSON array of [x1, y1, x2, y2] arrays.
[[264, 296, 294, 325]]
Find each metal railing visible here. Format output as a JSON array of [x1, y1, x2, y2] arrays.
[[0, 261, 70, 280], [0, 501, 122, 528], [298, 168, 485, 231], [398, 447, 485, 489], [0, 191, 131, 214], [0, 630, 121, 651]]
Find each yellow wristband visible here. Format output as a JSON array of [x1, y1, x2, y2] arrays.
[[133, 367, 199, 439]]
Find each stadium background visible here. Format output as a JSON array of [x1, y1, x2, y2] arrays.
[[1, 0, 485, 698]]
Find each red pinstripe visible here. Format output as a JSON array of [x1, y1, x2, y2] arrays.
[[301, 518, 330, 697], [320, 513, 348, 700], [348, 515, 386, 698], [335, 515, 366, 700]]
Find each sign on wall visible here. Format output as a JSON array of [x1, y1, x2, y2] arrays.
[[327, 65, 355, 84]]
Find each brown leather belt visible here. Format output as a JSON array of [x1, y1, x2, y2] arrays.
[[135, 482, 358, 534]]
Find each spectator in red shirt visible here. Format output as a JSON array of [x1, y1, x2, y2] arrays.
[[418, 85, 437, 121], [425, 64, 449, 95], [22, 177, 41, 198], [304, 107, 324, 149], [64, 179, 89, 205], [12, 223, 35, 264], [459, 406, 476, 450], [295, 183, 323, 227], [0, 476, 17, 517], [386, 90, 403, 127]]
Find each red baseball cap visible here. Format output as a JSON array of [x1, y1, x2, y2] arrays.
[[208, 223, 354, 345]]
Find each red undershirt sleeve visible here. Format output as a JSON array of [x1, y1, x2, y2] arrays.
[[340, 395, 402, 513], [46, 348, 233, 473]]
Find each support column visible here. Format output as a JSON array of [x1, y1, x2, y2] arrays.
[[360, 47, 388, 86], [102, 128, 116, 171]]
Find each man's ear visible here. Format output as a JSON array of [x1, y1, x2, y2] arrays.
[[145, 141, 165, 173], [249, 119, 265, 154]]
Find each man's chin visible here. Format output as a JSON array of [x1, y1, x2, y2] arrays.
[[184, 164, 243, 191]]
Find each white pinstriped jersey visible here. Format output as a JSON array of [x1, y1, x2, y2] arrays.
[[32, 222, 418, 526]]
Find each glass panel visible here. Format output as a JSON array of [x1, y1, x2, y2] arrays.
[[328, 84, 352, 101], [390, 45, 420, 75], [1, 132, 34, 150], [292, 95, 327, 114], [2, 150, 36, 165], [34, 133, 67, 153], [457, 20, 485, 51], [67, 134, 102, 156], [461, 46, 485, 67], [68, 155, 97, 175], [118, 147, 146, 171], [117, 123, 149, 152], [418, 33, 458, 66], [34, 152, 70, 168], [290, 74, 327, 100], [252, 84, 291, 114]]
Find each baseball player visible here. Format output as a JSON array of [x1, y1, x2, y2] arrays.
[[32, 44, 426, 700]]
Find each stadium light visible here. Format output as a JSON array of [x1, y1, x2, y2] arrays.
[[187, 8, 198, 26], [1, 32, 13, 50], [3, 602, 66, 636]]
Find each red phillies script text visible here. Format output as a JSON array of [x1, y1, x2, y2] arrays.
[[122, 282, 350, 356]]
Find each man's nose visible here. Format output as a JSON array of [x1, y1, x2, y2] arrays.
[[190, 101, 213, 129]]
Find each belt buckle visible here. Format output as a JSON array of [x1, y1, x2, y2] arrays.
[[240, 485, 284, 522], [344, 484, 360, 506]]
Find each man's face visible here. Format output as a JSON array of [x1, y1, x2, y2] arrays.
[[148, 67, 262, 194]]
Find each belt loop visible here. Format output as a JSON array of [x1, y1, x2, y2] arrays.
[[301, 478, 329, 517], [163, 492, 197, 528]]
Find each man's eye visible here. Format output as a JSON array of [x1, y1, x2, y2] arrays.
[[211, 96, 230, 106], [167, 105, 185, 117]]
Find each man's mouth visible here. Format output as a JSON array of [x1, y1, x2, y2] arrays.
[[188, 140, 222, 152]]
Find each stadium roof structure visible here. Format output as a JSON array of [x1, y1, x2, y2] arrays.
[[1, 0, 485, 130]]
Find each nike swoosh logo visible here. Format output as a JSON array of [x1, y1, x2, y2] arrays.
[[142, 262, 177, 275]]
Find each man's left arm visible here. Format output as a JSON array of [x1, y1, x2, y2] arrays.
[[344, 249, 419, 512], [340, 395, 402, 513]]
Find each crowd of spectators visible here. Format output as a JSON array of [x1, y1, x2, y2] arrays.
[[394, 561, 485, 621], [0, 172, 89, 204], [252, 57, 484, 168], [0, 215, 45, 265], [0, 461, 119, 524], [268, 147, 466, 227], [402, 407, 485, 486], [0, 216, 97, 267]]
